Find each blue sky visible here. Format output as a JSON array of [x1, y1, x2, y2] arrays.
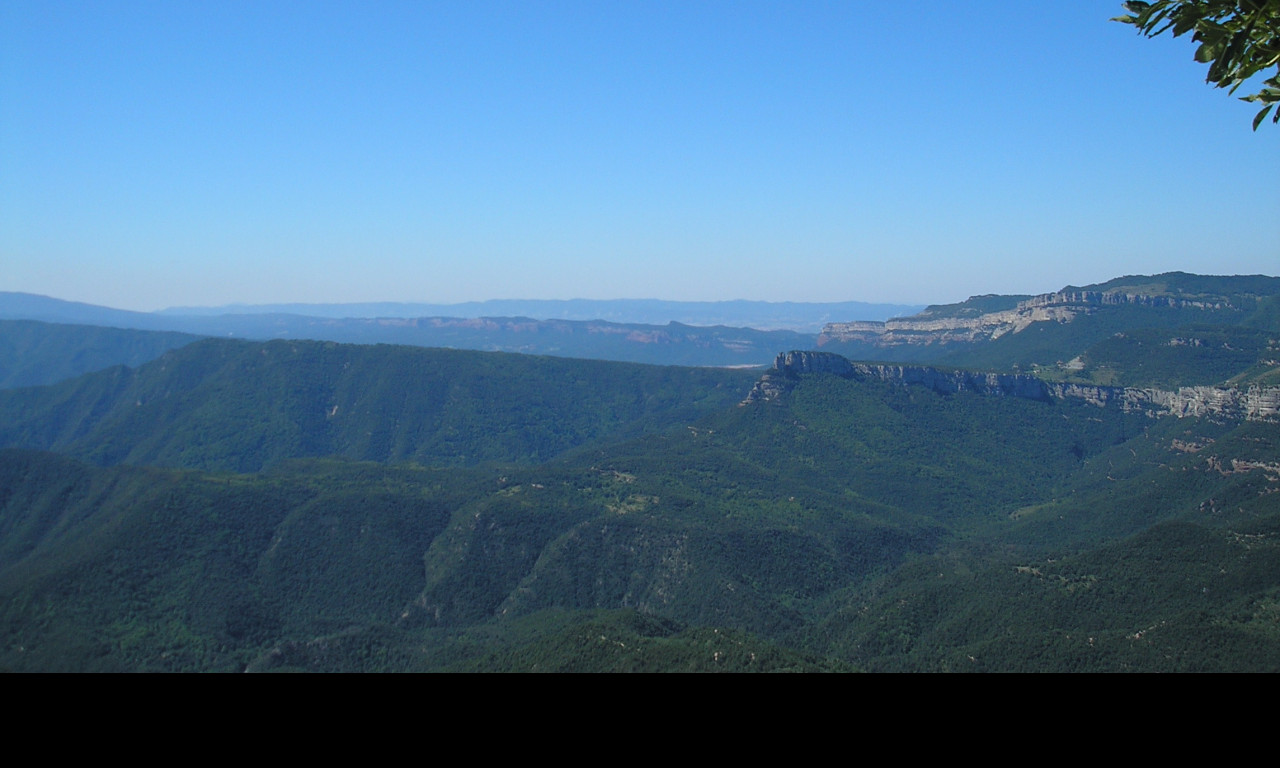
[[2, 1, 1276, 311]]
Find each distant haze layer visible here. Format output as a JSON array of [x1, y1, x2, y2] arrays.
[[156, 298, 924, 332]]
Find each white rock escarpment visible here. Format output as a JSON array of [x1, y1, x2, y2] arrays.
[[744, 351, 1280, 423], [820, 289, 1235, 347]]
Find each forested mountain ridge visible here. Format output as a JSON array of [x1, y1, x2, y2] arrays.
[[0, 338, 756, 472], [818, 272, 1280, 375], [0, 272, 1278, 671], [0, 293, 819, 367], [746, 350, 1280, 421]]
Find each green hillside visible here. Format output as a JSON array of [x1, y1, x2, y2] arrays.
[[0, 338, 757, 472], [1038, 325, 1280, 388]]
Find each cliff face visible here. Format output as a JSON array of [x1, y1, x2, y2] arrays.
[[769, 351, 1047, 399], [1117, 384, 1280, 421], [1022, 290, 1232, 311], [819, 288, 1235, 347], [743, 351, 1280, 422]]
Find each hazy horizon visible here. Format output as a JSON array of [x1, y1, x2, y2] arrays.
[[0, 289, 921, 322], [4, 2, 1278, 312]]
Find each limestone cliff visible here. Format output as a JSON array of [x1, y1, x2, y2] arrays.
[[819, 287, 1237, 347], [743, 350, 1280, 422]]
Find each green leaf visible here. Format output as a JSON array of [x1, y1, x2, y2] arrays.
[[1196, 41, 1222, 62], [1252, 103, 1275, 130]]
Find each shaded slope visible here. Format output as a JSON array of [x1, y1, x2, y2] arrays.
[[0, 319, 203, 389], [0, 451, 479, 672], [807, 412, 1280, 672]]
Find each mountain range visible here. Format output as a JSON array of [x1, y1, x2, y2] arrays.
[[155, 298, 923, 331], [0, 271, 1277, 672]]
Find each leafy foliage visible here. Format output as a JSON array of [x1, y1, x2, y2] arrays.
[[1115, 1, 1280, 128]]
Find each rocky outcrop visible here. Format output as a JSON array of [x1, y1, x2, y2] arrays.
[[821, 305, 1083, 346], [1022, 290, 1233, 311], [742, 350, 1280, 422], [1125, 385, 1280, 420], [743, 352, 1049, 404], [1043, 382, 1280, 420], [819, 288, 1234, 347], [842, 364, 1049, 400], [772, 350, 856, 377]]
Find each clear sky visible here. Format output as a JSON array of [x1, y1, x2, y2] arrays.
[[2, 1, 1277, 311]]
